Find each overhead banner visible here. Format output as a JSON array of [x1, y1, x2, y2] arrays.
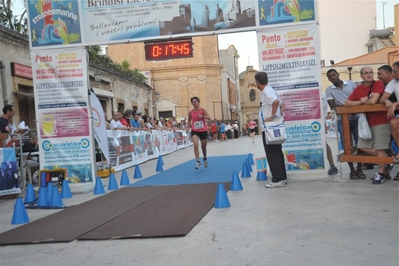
[[27, 0, 316, 50], [257, 23, 319, 91], [31, 47, 96, 182]]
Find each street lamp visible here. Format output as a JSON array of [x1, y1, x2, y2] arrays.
[[94, 72, 101, 87], [155, 91, 160, 102]]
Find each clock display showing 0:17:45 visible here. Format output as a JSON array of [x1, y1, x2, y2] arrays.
[[145, 41, 193, 60]]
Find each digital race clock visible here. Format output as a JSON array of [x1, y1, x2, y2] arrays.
[[145, 39, 193, 61]]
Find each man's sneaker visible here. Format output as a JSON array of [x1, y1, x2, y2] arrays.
[[328, 165, 339, 175], [203, 159, 208, 168], [265, 180, 286, 188], [372, 173, 385, 184], [282, 179, 288, 184], [386, 164, 393, 172], [195, 161, 201, 169]]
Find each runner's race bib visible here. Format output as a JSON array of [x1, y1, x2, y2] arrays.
[[193, 121, 204, 130]]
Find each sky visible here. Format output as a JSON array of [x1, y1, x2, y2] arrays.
[[218, 0, 398, 73]]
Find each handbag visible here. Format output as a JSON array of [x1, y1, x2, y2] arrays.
[[263, 116, 287, 145], [358, 113, 372, 139]]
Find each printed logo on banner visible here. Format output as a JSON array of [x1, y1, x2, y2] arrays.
[[91, 108, 101, 127], [42, 138, 90, 151], [28, 0, 82, 48], [258, 0, 316, 26], [273, 129, 281, 137]]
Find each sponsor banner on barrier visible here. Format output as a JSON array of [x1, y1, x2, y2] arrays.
[[107, 129, 192, 172], [0, 148, 21, 196], [279, 88, 321, 122]]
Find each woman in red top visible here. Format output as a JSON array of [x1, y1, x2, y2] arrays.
[[248, 117, 257, 143], [188, 96, 211, 169]]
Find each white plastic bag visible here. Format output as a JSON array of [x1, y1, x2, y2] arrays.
[[358, 113, 372, 139], [264, 116, 287, 145]]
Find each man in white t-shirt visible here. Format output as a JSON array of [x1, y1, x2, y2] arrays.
[[322, 93, 338, 176], [110, 111, 124, 130], [379, 61, 399, 169], [255, 71, 287, 188]]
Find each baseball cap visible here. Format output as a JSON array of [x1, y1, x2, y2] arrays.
[[135, 110, 143, 115]]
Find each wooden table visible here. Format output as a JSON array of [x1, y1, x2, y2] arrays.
[[336, 104, 393, 164]]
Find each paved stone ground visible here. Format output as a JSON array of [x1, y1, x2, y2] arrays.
[[0, 135, 397, 266]]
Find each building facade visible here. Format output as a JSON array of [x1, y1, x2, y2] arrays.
[[108, 36, 232, 121], [0, 26, 151, 130]]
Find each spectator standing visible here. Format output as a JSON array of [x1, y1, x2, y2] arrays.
[[0, 105, 15, 133], [226, 122, 232, 139], [344, 66, 390, 184], [120, 109, 133, 127], [326, 69, 364, 179], [180, 118, 189, 130], [233, 121, 239, 138], [322, 93, 338, 175], [211, 120, 218, 141], [219, 121, 226, 141], [379, 61, 399, 181], [110, 111, 128, 130], [255, 71, 287, 188]]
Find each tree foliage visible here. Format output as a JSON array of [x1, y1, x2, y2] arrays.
[[87, 46, 147, 83], [0, 0, 27, 34]]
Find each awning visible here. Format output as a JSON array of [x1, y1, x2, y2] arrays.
[[92, 88, 115, 98], [13, 91, 34, 99]]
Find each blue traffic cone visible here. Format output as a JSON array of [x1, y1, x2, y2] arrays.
[[256, 171, 268, 181], [61, 180, 72, 198], [11, 198, 30, 224], [214, 183, 230, 208], [46, 182, 54, 203], [94, 177, 106, 195], [158, 155, 164, 165], [120, 169, 130, 186], [50, 186, 64, 207], [24, 183, 36, 204], [134, 165, 142, 179], [40, 171, 46, 187], [107, 173, 119, 190], [230, 171, 243, 191], [241, 161, 251, 178], [248, 153, 255, 165], [246, 158, 253, 172], [37, 187, 49, 207], [156, 159, 163, 172]]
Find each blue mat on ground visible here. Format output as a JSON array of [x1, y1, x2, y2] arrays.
[[130, 154, 249, 186]]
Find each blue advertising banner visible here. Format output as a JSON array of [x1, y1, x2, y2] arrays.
[[257, 0, 315, 26], [26, 0, 316, 50]]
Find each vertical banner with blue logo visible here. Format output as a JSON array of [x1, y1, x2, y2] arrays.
[[31, 47, 95, 182], [257, 22, 326, 173]]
